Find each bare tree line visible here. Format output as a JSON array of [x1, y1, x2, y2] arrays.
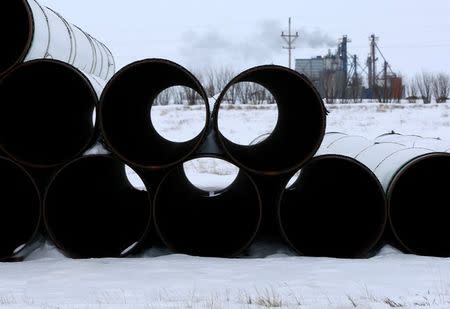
[[406, 72, 450, 103], [154, 68, 275, 106]]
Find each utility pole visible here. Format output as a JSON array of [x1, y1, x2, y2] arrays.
[[383, 60, 388, 103], [281, 17, 299, 69], [369, 34, 378, 90]]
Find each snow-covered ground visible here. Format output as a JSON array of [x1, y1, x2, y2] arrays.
[[4, 103, 450, 309]]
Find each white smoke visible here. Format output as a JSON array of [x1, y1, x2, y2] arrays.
[[179, 19, 335, 69]]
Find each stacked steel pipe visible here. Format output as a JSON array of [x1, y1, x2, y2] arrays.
[[2, 0, 450, 261]]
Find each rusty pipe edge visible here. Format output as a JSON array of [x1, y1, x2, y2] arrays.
[[278, 155, 387, 258], [387, 152, 450, 257], [153, 155, 262, 257], [0, 156, 41, 261], [0, 59, 99, 169], [0, 0, 115, 79], [43, 155, 152, 258], [212, 65, 327, 176], [99, 58, 210, 170]]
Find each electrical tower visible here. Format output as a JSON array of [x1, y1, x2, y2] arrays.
[[281, 17, 299, 69]]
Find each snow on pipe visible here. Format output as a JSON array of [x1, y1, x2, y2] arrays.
[[0, 59, 102, 169], [153, 156, 262, 257], [278, 134, 387, 258], [0, 0, 115, 79], [318, 132, 450, 257], [44, 155, 151, 258], [99, 59, 210, 170], [212, 66, 327, 175], [0, 156, 41, 261]]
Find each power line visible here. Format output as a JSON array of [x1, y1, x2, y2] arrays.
[[281, 17, 299, 69]]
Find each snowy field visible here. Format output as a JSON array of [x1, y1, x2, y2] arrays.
[[4, 103, 450, 309]]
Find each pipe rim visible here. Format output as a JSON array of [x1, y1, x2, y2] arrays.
[[0, 59, 99, 168], [212, 65, 326, 175], [387, 152, 450, 255], [43, 155, 153, 258], [278, 154, 388, 258], [153, 154, 262, 257], [0, 0, 34, 77], [99, 58, 211, 170]]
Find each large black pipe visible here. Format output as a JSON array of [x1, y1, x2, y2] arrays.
[[278, 155, 387, 258], [44, 155, 151, 258], [0, 157, 41, 261], [212, 66, 326, 175], [0, 59, 98, 169], [153, 156, 262, 257], [99, 59, 210, 170], [388, 153, 450, 257]]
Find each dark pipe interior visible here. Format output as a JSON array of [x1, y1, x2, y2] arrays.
[[44, 155, 151, 258], [0, 157, 40, 260], [0, 0, 33, 76], [0, 60, 98, 168], [389, 153, 450, 257], [279, 156, 386, 258], [100, 59, 210, 169], [154, 161, 261, 257], [214, 66, 326, 174]]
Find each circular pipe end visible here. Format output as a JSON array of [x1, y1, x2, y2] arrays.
[[213, 65, 326, 175], [44, 155, 152, 258], [388, 152, 450, 257], [279, 155, 387, 258], [0, 60, 98, 168], [99, 59, 210, 169], [0, 157, 40, 260], [154, 156, 262, 257], [0, 0, 33, 76]]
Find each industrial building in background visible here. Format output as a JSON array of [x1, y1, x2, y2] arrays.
[[293, 33, 403, 102]]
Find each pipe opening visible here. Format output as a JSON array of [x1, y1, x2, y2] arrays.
[[0, 60, 98, 168], [44, 156, 151, 258], [150, 86, 207, 142], [214, 66, 326, 174], [217, 82, 278, 145], [183, 158, 239, 194], [154, 157, 261, 257], [0, 157, 40, 260], [100, 59, 210, 169], [0, 0, 33, 75], [279, 156, 386, 258], [389, 153, 450, 257]]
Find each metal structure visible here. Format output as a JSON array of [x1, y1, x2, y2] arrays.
[[278, 133, 387, 258], [0, 60, 101, 168], [99, 59, 210, 170], [153, 155, 262, 257], [317, 132, 450, 257], [213, 65, 326, 175], [44, 155, 151, 258], [0, 156, 41, 261], [0, 0, 115, 79]]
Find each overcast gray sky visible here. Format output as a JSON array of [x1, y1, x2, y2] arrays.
[[40, 0, 450, 79]]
